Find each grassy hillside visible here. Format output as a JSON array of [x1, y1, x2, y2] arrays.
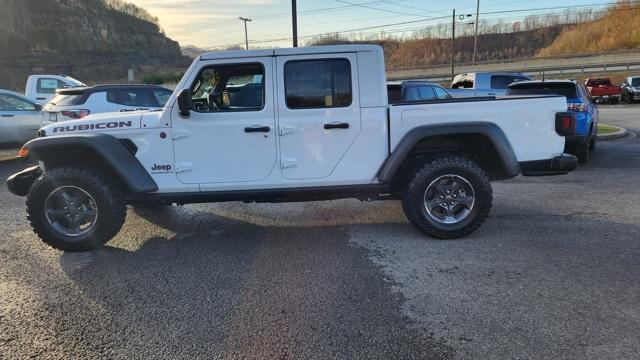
[[538, 2, 640, 56], [0, 0, 189, 90]]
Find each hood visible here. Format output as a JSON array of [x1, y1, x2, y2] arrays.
[[40, 111, 150, 136]]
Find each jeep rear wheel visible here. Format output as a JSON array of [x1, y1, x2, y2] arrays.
[[402, 156, 492, 239], [26, 166, 126, 252]]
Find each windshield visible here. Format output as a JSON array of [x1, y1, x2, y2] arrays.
[[632, 78, 640, 87], [63, 76, 87, 87], [507, 83, 578, 99]]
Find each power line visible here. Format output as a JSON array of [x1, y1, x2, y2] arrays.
[[334, 0, 431, 17], [200, 1, 638, 49]]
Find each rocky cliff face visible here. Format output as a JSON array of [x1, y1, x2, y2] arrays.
[[0, 0, 189, 90]]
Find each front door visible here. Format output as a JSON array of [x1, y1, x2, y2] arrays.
[[172, 57, 277, 184], [0, 93, 40, 145], [275, 54, 361, 180]]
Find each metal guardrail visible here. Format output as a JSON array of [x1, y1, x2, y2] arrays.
[[387, 49, 640, 72], [388, 59, 640, 81]]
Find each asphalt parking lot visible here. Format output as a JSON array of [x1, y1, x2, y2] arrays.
[[1, 106, 639, 359]]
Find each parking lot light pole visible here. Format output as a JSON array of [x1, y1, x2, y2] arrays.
[[239, 17, 252, 50], [472, 0, 480, 64], [451, 9, 455, 81], [292, 0, 298, 47]]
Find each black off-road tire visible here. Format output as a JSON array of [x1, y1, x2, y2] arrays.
[[589, 135, 597, 151], [401, 156, 493, 239], [574, 138, 590, 163], [26, 166, 127, 252]]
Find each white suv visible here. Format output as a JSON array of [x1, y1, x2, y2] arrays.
[[42, 84, 172, 124]]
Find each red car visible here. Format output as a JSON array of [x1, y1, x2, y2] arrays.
[[584, 78, 621, 104]]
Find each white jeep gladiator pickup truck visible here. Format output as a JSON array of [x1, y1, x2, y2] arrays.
[[7, 45, 578, 252]]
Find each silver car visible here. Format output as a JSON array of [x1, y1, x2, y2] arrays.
[[0, 89, 42, 147]]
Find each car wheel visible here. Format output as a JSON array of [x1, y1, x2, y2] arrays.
[[402, 156, 492, 239], [589, 135, 597, 151], [26, 166, 126, 251], [575, 138, 590, 163]]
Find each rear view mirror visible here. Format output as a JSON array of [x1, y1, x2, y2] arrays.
[[177, 89, 193, 116]]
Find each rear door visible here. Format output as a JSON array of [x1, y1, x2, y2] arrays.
[[275, 54, 361, 180]]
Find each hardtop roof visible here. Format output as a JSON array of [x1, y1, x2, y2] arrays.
[[199, 44, 382, 61], [56, 84, 171, 95]]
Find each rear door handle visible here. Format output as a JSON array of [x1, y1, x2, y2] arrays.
[[244, 125, 271, 133], [324, 122, 349, 130], [1, 114, 15, 117]]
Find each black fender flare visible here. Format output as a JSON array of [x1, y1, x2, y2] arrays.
[[377, 122, 521, 183], [23, 133, 158, 193]]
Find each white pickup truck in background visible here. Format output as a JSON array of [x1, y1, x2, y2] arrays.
[[25, 74, 85, 104], [448, 72, 531, 98], [8, 45, 579, 251]]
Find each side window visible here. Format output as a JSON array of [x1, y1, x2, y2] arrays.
[[404, 87, 420, 101], [491, 75, 527, 89], [37, 78, 66, 94], [452, 79, 474, 89], [284, 58, 352, 109], [107, 90, 160, 107], [433, 86, 452, 100], [191, 63, 264, 112], [0, 94, 36, 111], [418, 86, 436, 101]]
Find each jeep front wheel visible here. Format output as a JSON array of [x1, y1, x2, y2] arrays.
[[402, 156, 492, 239], [26, 166, 126, 251]]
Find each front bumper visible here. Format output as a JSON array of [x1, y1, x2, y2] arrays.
[[520, 154, 578, 176], [6, 165, 42, 196]]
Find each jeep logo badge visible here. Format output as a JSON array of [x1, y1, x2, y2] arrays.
[[151, 164, 172, 173]]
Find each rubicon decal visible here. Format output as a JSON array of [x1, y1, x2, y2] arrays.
[[52, 121, 133, 133]]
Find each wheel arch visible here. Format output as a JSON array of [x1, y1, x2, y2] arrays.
[[378, 122, 521, 184], [23, 133, 158, 194]]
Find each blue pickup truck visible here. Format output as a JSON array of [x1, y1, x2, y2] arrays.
[[507, 80, 598, 163]]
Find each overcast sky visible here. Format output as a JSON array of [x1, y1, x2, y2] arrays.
[[130, 0, 606, 49]]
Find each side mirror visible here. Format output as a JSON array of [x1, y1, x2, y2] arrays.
[[34, 104, 43, 111], [177, 89, 193, 116]]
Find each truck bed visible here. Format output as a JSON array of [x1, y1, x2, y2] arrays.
[[388, 95, 569, 163]]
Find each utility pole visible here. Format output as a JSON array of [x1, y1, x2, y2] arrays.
[[472, 0, 480, 64], [451, 9, 456, 81], [239, 17, 251, 50], [292, 0, 298, 47]]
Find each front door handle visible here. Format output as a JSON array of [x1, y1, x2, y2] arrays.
[[1, 114, 15, 117], [244, 125, 271, 133], [36, 97, 46, 100], [324, 122, 349, 130]]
